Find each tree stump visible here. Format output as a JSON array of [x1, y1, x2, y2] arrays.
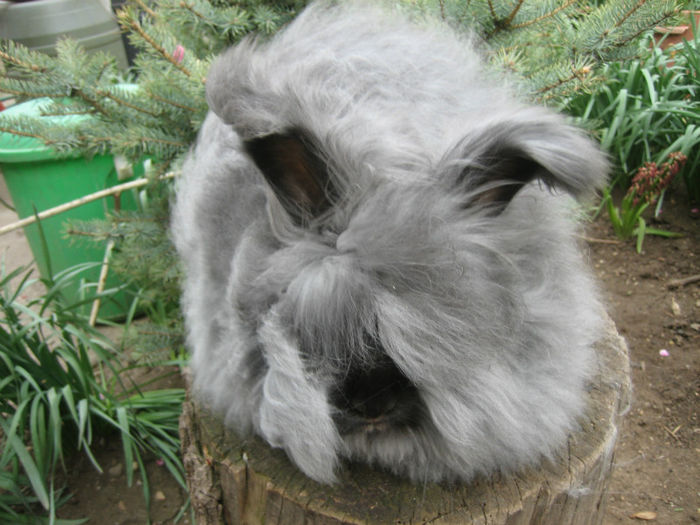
[[179, 314, 630, 525]]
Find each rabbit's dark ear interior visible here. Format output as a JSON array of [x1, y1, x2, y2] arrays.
[[451, 118, 608, 214], [460, 144, 543, 212], [244, 130, 333, 225]]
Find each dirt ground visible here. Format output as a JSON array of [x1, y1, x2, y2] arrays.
[[1, 176, 697, 524], [586, 192, 699, 525]]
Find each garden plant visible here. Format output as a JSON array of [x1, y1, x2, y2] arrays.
[[0, 255, 186, 522], [565, 15, 699, 250]]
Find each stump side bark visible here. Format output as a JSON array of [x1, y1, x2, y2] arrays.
[[179, 314, 630, 525]]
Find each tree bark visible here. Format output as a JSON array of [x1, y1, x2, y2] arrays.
[[179, 313, 630, 525]]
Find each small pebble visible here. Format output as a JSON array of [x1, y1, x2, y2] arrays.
[[659, 349, 670, 357], [671, 297, 681, 316]]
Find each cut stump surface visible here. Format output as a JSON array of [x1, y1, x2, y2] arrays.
[[180, 314, 630, 525]]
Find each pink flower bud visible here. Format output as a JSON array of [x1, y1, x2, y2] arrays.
[[659, 349, 669, 357], [172, 45, 185, 64]]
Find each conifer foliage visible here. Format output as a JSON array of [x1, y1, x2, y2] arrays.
[[0, 0, 684, 327], [414, 0, 681, 104]]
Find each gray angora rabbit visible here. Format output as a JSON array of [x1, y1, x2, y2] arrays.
[[171, 0, 607, 484]]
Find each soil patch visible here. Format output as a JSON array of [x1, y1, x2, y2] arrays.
[[587, 192, 698, 524]]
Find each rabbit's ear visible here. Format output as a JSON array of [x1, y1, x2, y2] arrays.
[[448, 114, 608, 213], [244, 129, 333, 225]]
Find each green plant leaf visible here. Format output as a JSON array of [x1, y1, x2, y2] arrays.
[[3, 427, 50, 510], [1, 397, 31, 461], [116, 406, 135, 487], [601, 88, 628, 152], [33, 208, 53, 279], [47, 388, 65, 469], [643, 227, 683, 238], [29, 394, 49, 480], [635, 216, 646, 253], [76, 399, 95, 462]]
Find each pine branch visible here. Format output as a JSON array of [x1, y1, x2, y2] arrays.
[[117, 10, 194, 78], [0, 126, 43, 140], [132, 0, 158, 19], [181, 1, 209, 22], [575, 0, 680, 57], [0, 86, 66, 99], [505, 0, 526, 27], [63, 228, 107, 238], [536, 65, 593, 96], [136, 136, 189, 148], [614, 0, 648, 29], [606, 10, 678, 53], [147, 92, 199, 113], [487, 0, 497, 20], [511, 0, 576, 30], [73, 88, 110, 116], [98, 90, 161, 119], [0, 49, 46, 72]]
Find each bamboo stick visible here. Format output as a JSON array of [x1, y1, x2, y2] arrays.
[[89, 238, 116, 326], [0, 172, 176, 236]]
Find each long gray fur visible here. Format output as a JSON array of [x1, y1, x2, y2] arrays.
[[171, 0, 608, 484]]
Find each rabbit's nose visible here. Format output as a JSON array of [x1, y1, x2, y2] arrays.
[[330, 354, 421, 428], [347, 382, 401, 420]]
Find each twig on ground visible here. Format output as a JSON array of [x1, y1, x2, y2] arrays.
[[579, 234, 622, 245], [663, 424, 682, 441], [667, 274, 700, 289]]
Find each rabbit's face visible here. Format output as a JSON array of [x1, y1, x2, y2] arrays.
[[173, 1, 608, 485], [214, 120, 601, 483]]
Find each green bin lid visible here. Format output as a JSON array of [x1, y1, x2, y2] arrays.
[[0, 97, 90, 163]]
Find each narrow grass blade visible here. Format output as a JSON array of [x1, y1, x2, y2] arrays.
[[47, 388, 64, 468], [1, 397, 31, 461], [635, 217, 646, 253], [29, 395, 49, 480], [643, 228, 683, 238], [32, 208, 53, 279], [116, 406, 135, 487], [601, 88, 628, 152], [4, 430, 50, 510]]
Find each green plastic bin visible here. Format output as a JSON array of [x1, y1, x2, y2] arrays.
[[0, 98, 141, 319]]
